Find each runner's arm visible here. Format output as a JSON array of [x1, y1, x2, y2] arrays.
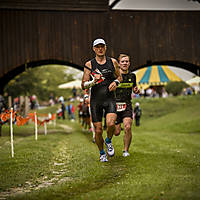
[[112, 58, 123, 83], [108, 58, 123, 91], [132, 73, 140, 94], [81, 61, 102, 89], [81, 61, 94, 90]]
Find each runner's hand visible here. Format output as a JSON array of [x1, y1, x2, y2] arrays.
[[108, 81, 117, 91], [133, 86, 140, 94], [93, 74, 101, 82]]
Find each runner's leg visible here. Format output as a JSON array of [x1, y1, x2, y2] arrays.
[[93, 122, 104, 151], [106, 113, 117, 139], [115, 123, 121, 136], [123, 117, 132, 152]]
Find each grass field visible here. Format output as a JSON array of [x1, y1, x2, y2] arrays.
[[0, 95, 200, 200]]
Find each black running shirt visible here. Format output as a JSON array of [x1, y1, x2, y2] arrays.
[[115, 72, 136, 103], [90, 57, 116, 102]]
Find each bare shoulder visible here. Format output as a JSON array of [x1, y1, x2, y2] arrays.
[[111, 57, 118, 65], [111, 58, 119, 70], [85, 60, 92, 69]]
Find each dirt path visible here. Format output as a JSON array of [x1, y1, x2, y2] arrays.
[[0, 124, 73, 200]]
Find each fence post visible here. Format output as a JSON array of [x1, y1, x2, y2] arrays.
[[44, 122, 47, 135], [34, 112, 38, 140], [10, 108, 14, 158]]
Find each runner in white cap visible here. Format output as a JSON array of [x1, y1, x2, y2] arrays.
[[81, 38, 122, 162]]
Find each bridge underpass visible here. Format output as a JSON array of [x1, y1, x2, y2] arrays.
[[0, 0, 200, 93]]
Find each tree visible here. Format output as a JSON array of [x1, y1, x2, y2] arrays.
[[4, 65, 76, 101], [165, 81, 189, 96]]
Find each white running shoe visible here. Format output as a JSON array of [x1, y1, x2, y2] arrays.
[[105, 141, 115, 157], [123, 151, 130, 157], [100, 154, 108, 162]]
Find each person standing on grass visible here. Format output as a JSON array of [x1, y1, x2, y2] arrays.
[[77, 98, 84, 124], [133, 102, 142, 126], [81, 38, 122, 162], [115, 54, 140, 157], [60, 100, 66, 120], [82, 98, 91, 131]]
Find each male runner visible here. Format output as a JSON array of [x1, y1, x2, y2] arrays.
[[115, 54, 140, 157], [81, 38, 122, 162]]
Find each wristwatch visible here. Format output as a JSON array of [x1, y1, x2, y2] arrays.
[[114, 79, 120, 86]]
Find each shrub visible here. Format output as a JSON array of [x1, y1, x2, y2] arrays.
[[165, 81, 189, 96]]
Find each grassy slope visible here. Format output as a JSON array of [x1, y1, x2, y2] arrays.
[[0, 95, 200, 200]]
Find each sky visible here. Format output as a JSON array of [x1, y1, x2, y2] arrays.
[[109, 0, 200, 10]]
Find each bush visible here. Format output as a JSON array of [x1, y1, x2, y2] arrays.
[[165, 81, 189, 96]]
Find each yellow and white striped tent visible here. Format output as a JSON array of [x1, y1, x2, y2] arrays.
[[135, 65, 183, 90]]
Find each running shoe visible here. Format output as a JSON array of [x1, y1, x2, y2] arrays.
[[123, 151, 130, 157], [100, 154, 108, 162], [105, 141, 115, 157]]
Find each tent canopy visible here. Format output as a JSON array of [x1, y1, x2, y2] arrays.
[[135, 65, 183, 89], [186, 76, 200, 93], [186, 76, 200, 86], [58, 80, 82, 89]]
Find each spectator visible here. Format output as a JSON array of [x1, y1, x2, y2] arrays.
[[56, 108, 63, 119], [30, 95, 38, 110], [71, 103, 75, 121], [133, 102, 142, 126], [82, 99, 90, 131], [60, 101, 66, 120], [146, 88, 152, 97], [49, 93, 55, 106], [0, 94, 7, 136], [140, 87, 145, 98], [72, 87, 77, 98], [186, 87, 193, 95], [162, 88, 168, 98], [77, 98, 84, 124], [66, 102, 75, 121], [58, 96, 64, 103], [14, 97, 20, 111]]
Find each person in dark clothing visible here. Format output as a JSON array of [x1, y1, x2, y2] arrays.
[[77, 98, 84, 124], [0, 94, 7, 136], [134, 102, 142, 126], [82, 99, 91, 131], [72, 87, 77, 98], [0, 95, 6, 113], [115, 54, 140, 157], [60, 101, 66, 120], [81, 38, 122, 162]]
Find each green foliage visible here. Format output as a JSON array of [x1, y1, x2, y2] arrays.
[[165, 81, 189, 96], [0, 95, 200, 199], [4, 65, 75, 101]]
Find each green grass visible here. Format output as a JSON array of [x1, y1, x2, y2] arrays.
[[0, 95, 200, 200]]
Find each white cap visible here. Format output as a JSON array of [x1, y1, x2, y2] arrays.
[[135, 102, 140, 106], [93, 38, 106, 47]]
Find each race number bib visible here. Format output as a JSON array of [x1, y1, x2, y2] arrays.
[[116, 102, 126, 112]]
